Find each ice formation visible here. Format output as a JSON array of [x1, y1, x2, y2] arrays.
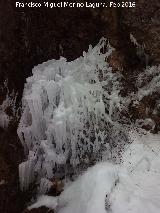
[[18, 38, 130, 191], [18, 37, 160, 193], [136, 65, 160, 100], [0, 111, 10, 129], [130, 33, 149, 67], [0, 81, 18, 129]]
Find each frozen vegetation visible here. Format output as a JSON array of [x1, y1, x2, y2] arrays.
[[0, 81, 18, 129], [18, 38, 160, 212], [18, 38, 129, 190]]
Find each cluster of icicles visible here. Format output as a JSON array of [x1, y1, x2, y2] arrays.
[[18, 38, 130, 192]]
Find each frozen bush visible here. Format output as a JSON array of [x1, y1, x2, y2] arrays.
[[18, 38, 129, 191]]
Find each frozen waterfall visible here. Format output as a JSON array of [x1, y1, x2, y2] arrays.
[[18, 38, 130, 191]]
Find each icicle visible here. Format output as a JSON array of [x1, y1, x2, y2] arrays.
[[19, 151, 36, 191], [18, 38, 128, 191]]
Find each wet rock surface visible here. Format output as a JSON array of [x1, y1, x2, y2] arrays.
[[0, 0, 160, 212], [121, 0, 160, 64]]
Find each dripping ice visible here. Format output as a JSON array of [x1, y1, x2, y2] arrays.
[[18, 38, 128, 191], [18, 38, 160, 191]]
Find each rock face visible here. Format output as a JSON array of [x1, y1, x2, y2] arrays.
[[0, 0, 160, 212], [121, 0, 160, 64], [0, 0, 103, 101], [0, 126, 26, 213], [1, 0, 160, 96]]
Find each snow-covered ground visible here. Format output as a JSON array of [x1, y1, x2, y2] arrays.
[[29, 132, 160, 213]]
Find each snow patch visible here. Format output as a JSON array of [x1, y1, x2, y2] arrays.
[[28, 195, 58, 210], [58, 162, 119, 213]]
